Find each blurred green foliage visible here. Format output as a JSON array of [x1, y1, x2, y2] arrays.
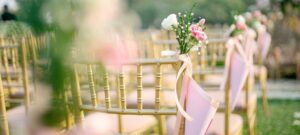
[[14, 0, 77, 127], [128, 0, 256, 28], [16, 0, 51, 34]]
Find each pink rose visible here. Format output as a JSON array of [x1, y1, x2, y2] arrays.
[[190, 24, 198, 31], [194, 31, 207, 41], [190, 24, 207, 41]]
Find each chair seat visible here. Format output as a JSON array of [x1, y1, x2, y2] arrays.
[[2, 81, 23, 88], [200, 74, 224, 86], [194, 68, 224, 75], [7, 106, 156, 135], [4, 85, 34, 99], [7, 106, 27, 135], [207, 90, 257, 111], [0, 67, 32, 79], [68, 112, 157, 135], [127, 88, 176, 109], [166, 113, 243, 135], [206, 113, 243, 135]]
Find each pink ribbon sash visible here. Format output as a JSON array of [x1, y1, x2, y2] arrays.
[[174, 54, 219, 135], [260, 32, 271, 61], [220, 38, 249, 110]]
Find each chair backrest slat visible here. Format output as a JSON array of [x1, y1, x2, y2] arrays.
[[137, 64, 143, 111], [103, 70, 111, 110], [155, 63, 162, 111], [70, 64, 84, 123], [20, 38, 30, 114], [118, 68, 126, 110], [87, 64, 97, 107], [1, 39, 13, 94]]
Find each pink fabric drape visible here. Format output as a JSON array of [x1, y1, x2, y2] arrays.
[[174, 55, 219, 135], [184, 75, 219, 135], [257, 32, 271, 61], [220, 38, 249, 110]]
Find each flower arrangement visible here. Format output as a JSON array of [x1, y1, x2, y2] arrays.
[[227, 15, 247, 37], [244, 10, 267, 34], [161, 7, 207, 54]]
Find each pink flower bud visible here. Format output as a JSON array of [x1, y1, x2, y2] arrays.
[[253, 10, 261, 18], [236, 22, 246, 30], [199, 18, 206, 25]]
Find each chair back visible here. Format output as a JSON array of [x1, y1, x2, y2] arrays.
[[69, 57, 181, 133], [0, 37, 30, 114]]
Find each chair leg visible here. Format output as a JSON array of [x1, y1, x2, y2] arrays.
[[248, 113, 256, 135], [246, 101, 256, 135], [0, 86, 9, 135], [156, 115, 166, 135], [118, 115, 124, 133], [260, 67, 269, 116]]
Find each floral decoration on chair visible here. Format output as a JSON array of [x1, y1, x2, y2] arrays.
[[226, 15, 248, 38], [161, 6, 219, 135], [161, 7, 207, 54]]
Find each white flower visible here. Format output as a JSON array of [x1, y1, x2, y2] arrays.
[[234, 15, 246, 24], [253, 21, 266, 33], [161, 14, 178, 30]]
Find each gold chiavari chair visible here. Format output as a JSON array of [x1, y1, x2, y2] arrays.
[[0, 37, 32, 135], [254, 45, 269, 116], [165, 51, 243, 135], [192, 43, 257, 135], [206, 62, 244, 135], [193, 38, 227, 88], [148, 35, 250, 135], [134, 30, 244, 135], [27, 34, 51, 94], [0, 38, 31, 112], [0, 72, 9, 135], [69, 58, 183, 134]]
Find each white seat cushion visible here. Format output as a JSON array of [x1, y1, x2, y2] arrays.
[[166, 113, 243, 135], [207, 90, 257, 111], [67, 112, 157, 135], [206, 113, 243, 135]]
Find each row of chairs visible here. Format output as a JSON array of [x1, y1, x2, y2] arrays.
[[134, 29, 267, 135], [0, 35, 50, 135], [0, 27, 268, 135], [65, 28, 257, 135]]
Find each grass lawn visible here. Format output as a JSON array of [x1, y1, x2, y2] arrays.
[[255, 99, 300, 135]]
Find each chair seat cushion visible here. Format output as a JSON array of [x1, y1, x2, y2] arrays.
[[166, 113, 243, 135], [68, 112, 157, 135], [5, 85, 34, 99], [206, 113, 243, 135], [7, 106, 157, 135], [127, 88, 176, 109], [200, 74, 224, 86], [7, 106, 27, 135], [207, 90, 257, 111]]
